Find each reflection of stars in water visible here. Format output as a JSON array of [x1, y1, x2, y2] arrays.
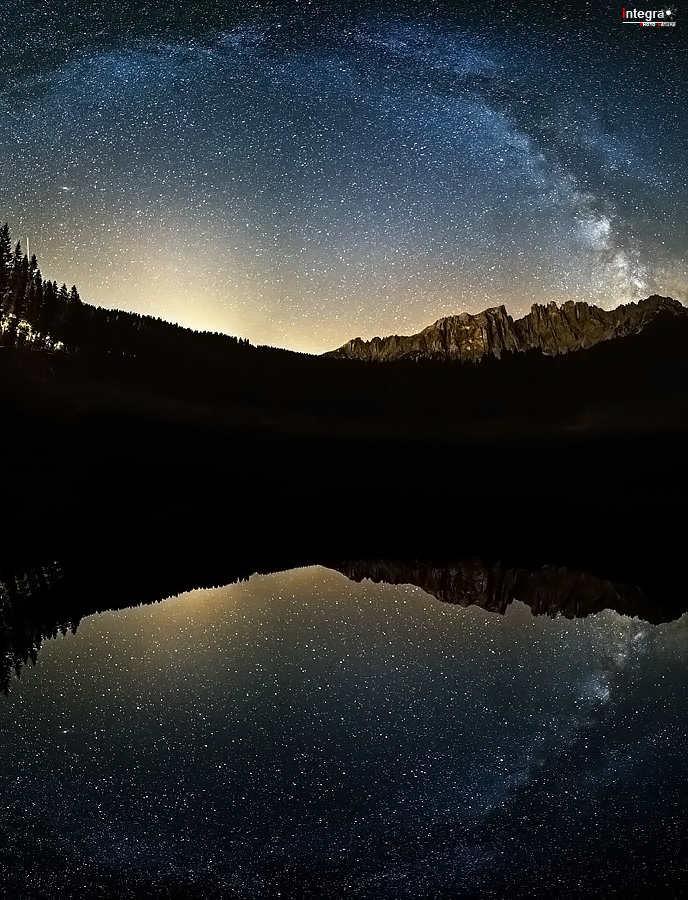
[[1, 570, 688, 898]]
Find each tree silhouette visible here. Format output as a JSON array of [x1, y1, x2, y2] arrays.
[[0, 222, 11, 303]]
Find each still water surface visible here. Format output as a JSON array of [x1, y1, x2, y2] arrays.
[[1, 566, 687, 897]]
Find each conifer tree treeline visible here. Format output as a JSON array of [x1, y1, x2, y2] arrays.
[[0, 221, 82, 351], [0, 221, 251, 362], [0, 562, 80, 694]]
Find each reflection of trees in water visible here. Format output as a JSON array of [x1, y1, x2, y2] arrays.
[[0, 547, 681, 694], [0, 562, 79, 694], [0, 549, 261, 693]]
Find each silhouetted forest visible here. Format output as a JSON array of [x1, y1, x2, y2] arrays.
[[1, 220, 688, 644], [0, 222, 252, 358], [3, 220, 688, 423], [3, 539, 686, 693]]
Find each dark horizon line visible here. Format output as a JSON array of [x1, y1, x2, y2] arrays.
[[61, 291, 687, 355]]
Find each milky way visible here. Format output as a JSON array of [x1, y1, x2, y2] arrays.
[[1, 1, 685, 351], [2, 567, 688, 897]]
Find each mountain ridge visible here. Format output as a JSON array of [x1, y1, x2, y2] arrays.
[[325, 295, 687, 362], [330, 557, 676, 624]]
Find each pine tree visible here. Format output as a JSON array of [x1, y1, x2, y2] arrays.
[[31, 271, 45, 345], [0, 223, 11, 305], [6, 242, 27, 317], [41, 280, 59, 337], [0, 223, 86, 349], [14, 255, 30, 319]]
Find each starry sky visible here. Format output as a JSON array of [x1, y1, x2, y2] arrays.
[[1, 1, 686, 352], [2, 566, 687, 897]]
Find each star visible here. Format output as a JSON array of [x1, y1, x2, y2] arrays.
[[0, 3, 684, 353]]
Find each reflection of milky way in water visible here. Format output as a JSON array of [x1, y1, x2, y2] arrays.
[[1, 566, 687, 897]]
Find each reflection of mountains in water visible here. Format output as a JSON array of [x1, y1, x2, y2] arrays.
[[1, 550, 683, 693], [328, 557, 676, 623]]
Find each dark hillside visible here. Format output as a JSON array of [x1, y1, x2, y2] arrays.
[[1, 222, 687, 617]]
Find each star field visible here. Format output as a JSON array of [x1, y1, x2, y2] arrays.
[[1, 567, 687, 897], [1, 2, 686, 351]]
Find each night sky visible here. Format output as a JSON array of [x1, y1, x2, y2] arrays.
[[1, 1, 685, 352]]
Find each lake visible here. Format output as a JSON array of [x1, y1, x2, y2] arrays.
[[1, 565, 687, 898]]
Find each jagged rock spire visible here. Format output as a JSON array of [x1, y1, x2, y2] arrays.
[[325, 296, 686, 362]]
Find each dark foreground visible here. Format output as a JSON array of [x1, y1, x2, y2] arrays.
[[1, 315, 688, 897], [2, 312, 688, 626]]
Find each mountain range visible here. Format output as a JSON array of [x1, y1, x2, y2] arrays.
[[2, 213, 688, 625], [331, 557, 677, 624], [3, 546, 683, 693], [325, 295, 687, 362]]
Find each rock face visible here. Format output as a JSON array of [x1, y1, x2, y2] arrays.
[[330, 558, 671, 623], [325, 295, 687, 362]]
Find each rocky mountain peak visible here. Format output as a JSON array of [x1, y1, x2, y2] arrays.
[[324, 296, 686, 363]]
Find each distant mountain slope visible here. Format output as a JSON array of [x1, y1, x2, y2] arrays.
[[325, 295, 687, 362], [330, 557, 675, 624]]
